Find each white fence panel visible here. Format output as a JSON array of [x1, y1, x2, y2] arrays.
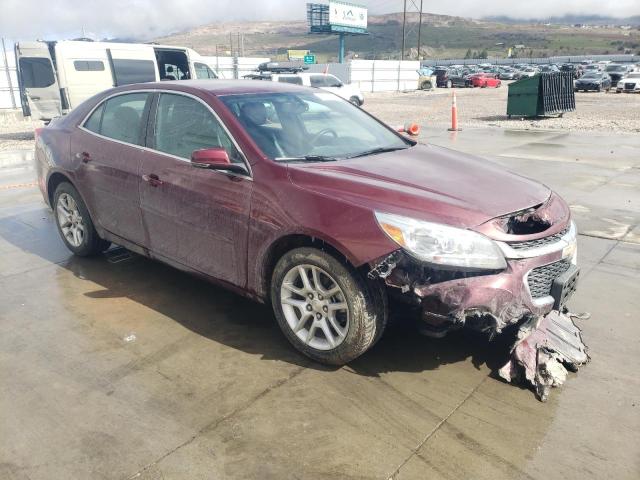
[[200, 56, 271, 79], [350, 60, 419, 92]]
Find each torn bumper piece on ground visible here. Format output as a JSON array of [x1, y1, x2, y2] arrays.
[[498, 310, 589, 401]]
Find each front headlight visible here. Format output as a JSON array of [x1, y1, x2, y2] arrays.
[[374, 212, 507, 270], [618, 81, 624, 87]]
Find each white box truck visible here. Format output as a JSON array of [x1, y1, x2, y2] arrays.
[[15, 40, 218, 121]]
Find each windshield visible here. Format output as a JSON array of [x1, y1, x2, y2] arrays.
[[627, 73, 640, 78], [219, 91, 410, 161], [606, 65, 624, 72], [582, 73, 600, 79]]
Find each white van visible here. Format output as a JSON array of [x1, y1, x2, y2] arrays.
[[15, 40, 218, 121]]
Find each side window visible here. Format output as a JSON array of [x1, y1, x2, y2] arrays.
[[74, 60, 105, 72], [99, 93, 149, 145], [278, 76, 303, 85], [310, 75, 327, 88], [112, 59, 156, 86], [326, 75, 342, 87], [84, 103, 105, 133], [194, 62, 217, 79], [153, 93, 243, 163], [18, 57, 56, 88]]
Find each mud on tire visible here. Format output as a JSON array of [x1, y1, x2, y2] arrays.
[[270, 247, 387, 365], [53, 182, 110, 256]]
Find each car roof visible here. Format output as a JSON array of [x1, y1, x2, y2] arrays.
[[111, 79, 312, 97]]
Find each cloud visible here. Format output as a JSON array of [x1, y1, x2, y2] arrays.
[[1, 0, 639, 41]]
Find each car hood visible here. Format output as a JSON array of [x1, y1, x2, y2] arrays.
[[287, 144, 551, 230]]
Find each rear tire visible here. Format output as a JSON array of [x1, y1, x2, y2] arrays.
[[349, 96, 362, 106], [270, 247, 386, 365], [53, 182, 110, 256]]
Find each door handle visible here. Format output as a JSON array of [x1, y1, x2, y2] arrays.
[[142, 173, 163, 187], [76, 151, 92, 163]]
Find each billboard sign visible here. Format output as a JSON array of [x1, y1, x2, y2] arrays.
[[288, 49, 309, 61], [329, 1, 367, 31]]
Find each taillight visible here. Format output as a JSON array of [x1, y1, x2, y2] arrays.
[[34, 127, 43, 139]]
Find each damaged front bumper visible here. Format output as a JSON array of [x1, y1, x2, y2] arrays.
[[371, 221, 578, 337], [369, 219, 586, 400]]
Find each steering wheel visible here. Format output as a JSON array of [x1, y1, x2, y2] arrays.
[[309, 128, 338, 145]]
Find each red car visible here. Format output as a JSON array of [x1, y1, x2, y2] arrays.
[[468, 73, 502, 88], [36, 80, 578, 365]]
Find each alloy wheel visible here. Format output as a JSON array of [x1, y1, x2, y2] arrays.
[[56, 193, 85, 247], [280, 264, 349, 351]]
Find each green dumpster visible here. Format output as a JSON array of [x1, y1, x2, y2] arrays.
[[507, 72, 575, 118]]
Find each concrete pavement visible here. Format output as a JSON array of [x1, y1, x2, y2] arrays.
[[0, 127, 638, 479]]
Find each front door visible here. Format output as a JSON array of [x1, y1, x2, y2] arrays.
[[140, 92, 252, 287], [14, 41, 63, 120], [72, 92, 152, 245]]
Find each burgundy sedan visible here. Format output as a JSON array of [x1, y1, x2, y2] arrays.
[[36, 80, 579, 365]]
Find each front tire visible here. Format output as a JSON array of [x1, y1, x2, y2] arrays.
[[53, 182, 110, 256], [349, 96, 362, 106], [270, 247, 386, 365]]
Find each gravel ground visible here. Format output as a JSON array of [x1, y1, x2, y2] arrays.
[[1, 82, 638, 154], [0, 113, 41, 151], [362, 82, 640, 134]]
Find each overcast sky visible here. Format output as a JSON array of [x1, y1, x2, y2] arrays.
[[2, 0, 640, 41]]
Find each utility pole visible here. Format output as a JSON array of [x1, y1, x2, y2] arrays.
[[401, 0, 406, 61], [417, 0, 423, 60], [401, 0, 425, 60]]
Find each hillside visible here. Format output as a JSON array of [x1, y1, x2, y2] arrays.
[[155, 12, 640, 62]]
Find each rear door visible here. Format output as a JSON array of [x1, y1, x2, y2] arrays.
[[72, 92, 152, 245], [14, 41, 62, 120]]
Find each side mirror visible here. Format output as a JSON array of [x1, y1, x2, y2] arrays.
[[191, 148, 247, 174]]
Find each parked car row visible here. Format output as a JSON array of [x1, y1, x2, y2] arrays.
[[434, 67, 502, 88], [429, 60, 640, 94]]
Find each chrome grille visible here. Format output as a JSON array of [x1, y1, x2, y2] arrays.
[[625, 83, 635, 90], [527, 259, 572, 298], [508, 227, 569, 251]]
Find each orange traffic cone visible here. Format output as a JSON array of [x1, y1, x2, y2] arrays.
[[394, 122, 420, 136], [448, 90, 461, 132]]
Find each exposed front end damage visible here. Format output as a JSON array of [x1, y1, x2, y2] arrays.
[[368, 211, 588, 401]]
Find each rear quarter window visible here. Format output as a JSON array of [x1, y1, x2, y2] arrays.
[[84, 103, 104, 133]]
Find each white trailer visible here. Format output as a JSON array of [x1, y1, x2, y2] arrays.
[[15, 40, 218, 120]]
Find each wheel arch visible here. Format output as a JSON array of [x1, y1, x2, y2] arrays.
[[260, 233, 360, 302], [46, 171, 76, 207]]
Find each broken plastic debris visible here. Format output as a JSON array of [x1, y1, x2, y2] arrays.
[[498, 310, 589, 401], [123, 333, 137, 343]]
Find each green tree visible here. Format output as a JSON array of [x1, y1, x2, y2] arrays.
[[464, 49, 473, 59], [479, 49, 488, 59]]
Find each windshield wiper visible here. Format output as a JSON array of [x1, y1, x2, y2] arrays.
[[275, 155, 337, 163], [346, 146, 410, 159]]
